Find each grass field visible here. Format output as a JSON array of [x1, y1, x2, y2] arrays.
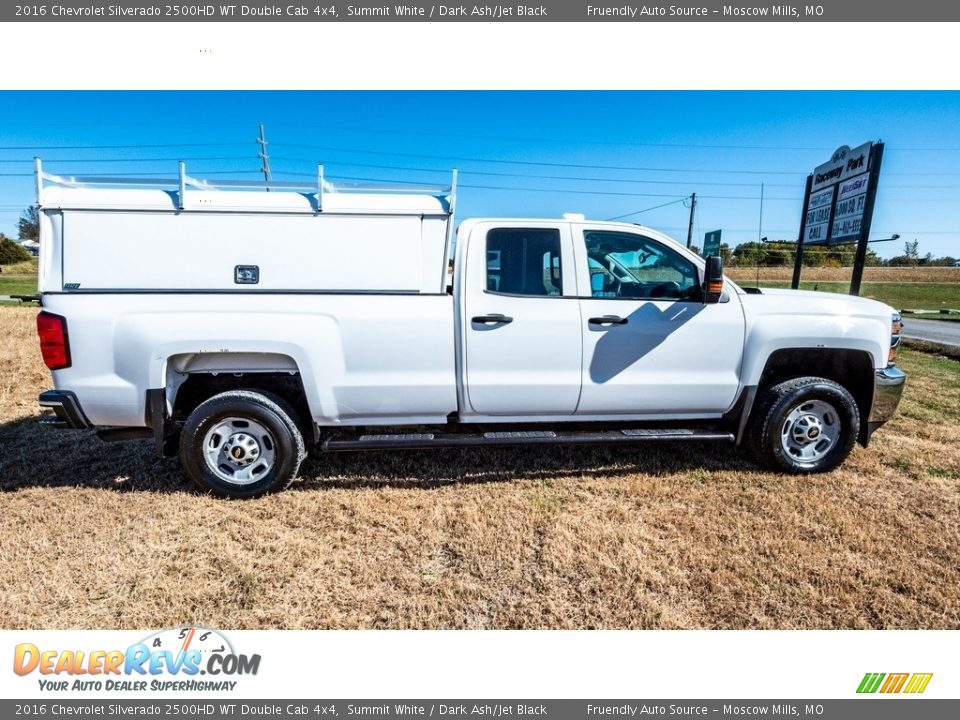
[[732, 280, 960, 312], [1, 306, 959, 630], [727, 266, 960, 284], [725, 266, 960, 311], [0, 275, 38, 296], [0, 259, 38, 298]]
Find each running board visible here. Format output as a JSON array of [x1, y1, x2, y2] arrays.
[[321, 428, 735, 452]]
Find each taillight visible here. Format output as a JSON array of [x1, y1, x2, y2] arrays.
[[37, 311, 71, 370]]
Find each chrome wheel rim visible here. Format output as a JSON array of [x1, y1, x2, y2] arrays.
[[202, 417, 276, 485], [780, 399, 840, 463]]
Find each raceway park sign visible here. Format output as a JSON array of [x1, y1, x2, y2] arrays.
[[802, 142, 880, 245]]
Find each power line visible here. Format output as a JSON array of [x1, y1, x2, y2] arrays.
[[272, 142, 810, 175], [286, 171, 769, 199], [270, 156, 796, 188], [0, 156, 256, 164], [4, 152, 960, 195], [0, 170, 260, 180], [0, 142, 252, 150], [606, 198, 689, 221], [3, 117, 960, 152], [272, 142, 960, 177]]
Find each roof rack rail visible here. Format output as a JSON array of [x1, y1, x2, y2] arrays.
[[33, 157, 458, 217]]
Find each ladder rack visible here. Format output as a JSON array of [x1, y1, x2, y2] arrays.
[[34, 157, 458, 217]]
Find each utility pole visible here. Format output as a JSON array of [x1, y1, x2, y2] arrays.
[[257, 122, 272, 190], [685, 192, 696, 249], [758, 182, 764, 242]]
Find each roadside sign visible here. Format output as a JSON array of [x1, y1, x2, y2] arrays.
[[799, 142, 880, 247], [792, 141, 886, 296], [810, 141, 872, 193], [802, 186, 834, 244], [702, 229, 722, 257], [831, 172, 871, 241]]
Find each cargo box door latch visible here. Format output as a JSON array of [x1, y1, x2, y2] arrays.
[[234, 265, 260, 284]]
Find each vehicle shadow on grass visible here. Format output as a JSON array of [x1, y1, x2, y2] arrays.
[[0, 414, 758, 494], [296, 433, 760, 490], [0, 417, 187, 494]]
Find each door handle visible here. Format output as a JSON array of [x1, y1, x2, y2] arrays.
[[588, 315, 628, 326], [472, 313, 514, 325]]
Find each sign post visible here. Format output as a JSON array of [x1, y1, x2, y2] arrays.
[[702, 229, 722, 257], [791, 174, 814, 289], [849, 142, 884, 295], [791, 141, 884, 294]]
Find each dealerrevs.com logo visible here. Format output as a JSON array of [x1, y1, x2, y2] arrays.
[[13, 627, 260, 692]]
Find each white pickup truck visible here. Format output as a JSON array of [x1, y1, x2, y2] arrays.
[[32, 161, 906, 498]]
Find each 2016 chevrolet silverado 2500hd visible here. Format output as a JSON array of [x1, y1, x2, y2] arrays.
[[32, 161, 906, 498]]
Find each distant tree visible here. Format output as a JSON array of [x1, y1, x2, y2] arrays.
[[719, 243, 732, 264], [888, 240, 923, 267], [18, 205, 39, 242], [732, 241, 793, 266], [0, 234, 32, 264], [905, 240, 920, 264], [864, 248, 884, 266]]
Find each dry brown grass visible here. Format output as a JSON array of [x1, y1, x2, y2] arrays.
[[726, 266, 960, 283], [1, 307, 958, 630]]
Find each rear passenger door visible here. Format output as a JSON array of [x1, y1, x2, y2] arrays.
[[462, 223, 583, 416]]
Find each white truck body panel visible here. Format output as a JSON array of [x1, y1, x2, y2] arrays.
[[41, 293, 458, 428], [41, 187, 450, 295], [738, 288, 893, 385], [59, 211, 447, 293]]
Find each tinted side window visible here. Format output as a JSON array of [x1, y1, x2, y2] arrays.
[[486, 228, 563, 297], [584, 231, 699, 300]]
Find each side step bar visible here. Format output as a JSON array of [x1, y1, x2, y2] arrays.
[[321, 428, 735, 452]]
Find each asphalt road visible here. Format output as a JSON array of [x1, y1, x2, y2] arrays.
[[901, 317, 960, 348]]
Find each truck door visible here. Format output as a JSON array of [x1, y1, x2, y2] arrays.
[[573, 226, 745, 415], [461, 223, 583, 416]]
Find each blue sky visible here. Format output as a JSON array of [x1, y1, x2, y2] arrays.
[[1, 90, 959, 259]]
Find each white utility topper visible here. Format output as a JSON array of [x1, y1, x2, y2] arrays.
[[33, 159, 906, 497]]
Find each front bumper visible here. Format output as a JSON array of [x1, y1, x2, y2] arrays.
[[866, 366, 906, 439], [38, 390, 92, 429]]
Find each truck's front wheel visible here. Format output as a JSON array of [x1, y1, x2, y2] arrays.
[[748, 376, 860, 474], [179, 390, 306, 498]]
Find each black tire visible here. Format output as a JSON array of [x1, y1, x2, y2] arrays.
[[178, 390, 306, 498], [747, 376, 860, 474]]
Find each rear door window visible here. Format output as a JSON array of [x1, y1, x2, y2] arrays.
[[486, 228, 563, 296]]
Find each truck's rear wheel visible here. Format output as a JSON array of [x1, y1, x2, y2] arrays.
[[748, 376, 860, 474], [179, 390, 305, 498]]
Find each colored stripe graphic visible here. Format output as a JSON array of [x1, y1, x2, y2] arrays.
[[857, 673, 885, 693], [904, 673, 934, 694], [880, 673, 909, 693], [857, 672, 932, 694]]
